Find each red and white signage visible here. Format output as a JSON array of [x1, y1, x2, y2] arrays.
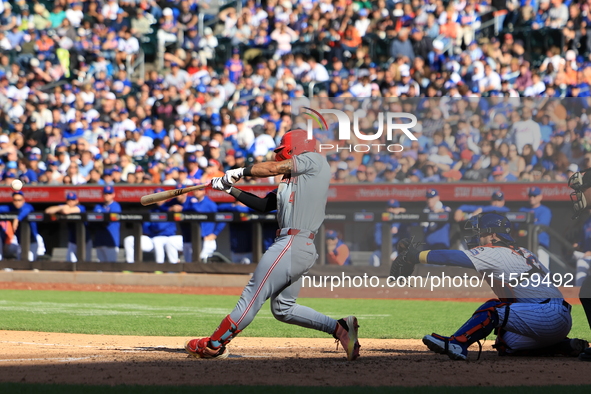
[[0, 183, 572, 204]]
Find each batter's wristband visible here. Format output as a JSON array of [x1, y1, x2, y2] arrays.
[[243, 166, 253, 177], [408, 250, 429, 265], [229, 188, 242, 199], [418, 251, 430, 264]]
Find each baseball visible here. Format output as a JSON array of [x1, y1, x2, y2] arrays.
[[11, 179, 23, 191]]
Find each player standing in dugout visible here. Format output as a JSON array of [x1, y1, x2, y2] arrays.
[[568, 166, 591, 361], [184, 129, 360, 361]]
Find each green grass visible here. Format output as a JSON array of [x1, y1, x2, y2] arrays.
[[0, 290, 589, 339], [2, 384, 591, 394]]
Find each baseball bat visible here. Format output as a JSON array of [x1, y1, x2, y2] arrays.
[[140, 182, 211, 206]]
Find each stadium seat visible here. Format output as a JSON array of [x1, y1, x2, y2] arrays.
[[140, 31, 158, 61], [215, 37, 233, 70]]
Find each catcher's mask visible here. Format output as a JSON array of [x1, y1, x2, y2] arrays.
[[568, 167, 591, 219], [464, 212, 514, 246], [274, 129, 317, 161]]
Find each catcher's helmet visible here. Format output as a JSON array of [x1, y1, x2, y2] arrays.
[[274, 129, 317, 161], [465, 212, 514, 244]]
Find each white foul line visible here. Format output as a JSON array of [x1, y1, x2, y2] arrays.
[[1, 341, 124, 349], [0, 356, 102, 363]]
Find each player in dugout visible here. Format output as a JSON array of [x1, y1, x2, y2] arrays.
[[45, 192, 87, 263], [325, 230, 351, 266]]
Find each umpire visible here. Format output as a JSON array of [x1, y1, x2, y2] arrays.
[[568, 166, 591, 361]]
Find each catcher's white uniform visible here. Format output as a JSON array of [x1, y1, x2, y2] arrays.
[[466, 244, 571, 351]]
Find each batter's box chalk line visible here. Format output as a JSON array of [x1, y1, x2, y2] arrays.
[[1, 340, 132, 349], [123, 346, 187, 353], [0, 355, 104, 363]]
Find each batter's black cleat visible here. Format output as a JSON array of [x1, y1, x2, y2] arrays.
[[497, 338, 588, 357], [539, 338, 590, 357], [580, 347, 591, 361], [568, 338, 589, 357]]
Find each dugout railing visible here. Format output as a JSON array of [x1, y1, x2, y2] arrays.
[[531, 224, 579, 275], [0, 211, 534, 274]]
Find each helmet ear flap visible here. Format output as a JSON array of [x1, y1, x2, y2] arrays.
[[274, 146, 292, 161]]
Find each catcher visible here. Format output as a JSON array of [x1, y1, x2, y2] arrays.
[[568, 166, 591, 361], [391, 212, 588, 360]]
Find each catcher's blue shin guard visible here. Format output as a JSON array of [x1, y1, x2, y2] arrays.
[[424, 299, 507, 360]]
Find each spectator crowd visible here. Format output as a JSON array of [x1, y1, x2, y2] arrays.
[[0, 0, 590, 189]]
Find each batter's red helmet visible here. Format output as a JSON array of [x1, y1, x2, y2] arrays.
[[274, 129, 317, 161]]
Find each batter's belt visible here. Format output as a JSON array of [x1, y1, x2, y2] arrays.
[[276, 228, 315, 239]]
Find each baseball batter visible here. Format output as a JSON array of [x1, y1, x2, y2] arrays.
[[397, 213, 587, 360], [568, 166, 591, 361], [184, 129, 360, 361]]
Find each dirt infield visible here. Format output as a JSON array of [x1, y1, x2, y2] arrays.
[[0, 280, 590, 387], [0, 330, 589, 387]]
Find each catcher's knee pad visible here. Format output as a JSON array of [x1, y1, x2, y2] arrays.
[[452, 299, 508, 346], [493, 329, 511, 355], [209, 315, 242, 349]]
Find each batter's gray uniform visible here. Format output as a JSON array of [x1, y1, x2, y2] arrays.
[[228, 152, 337, 334]]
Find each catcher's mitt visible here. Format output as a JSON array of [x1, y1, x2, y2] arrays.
[[389, 238, 421, 280]]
